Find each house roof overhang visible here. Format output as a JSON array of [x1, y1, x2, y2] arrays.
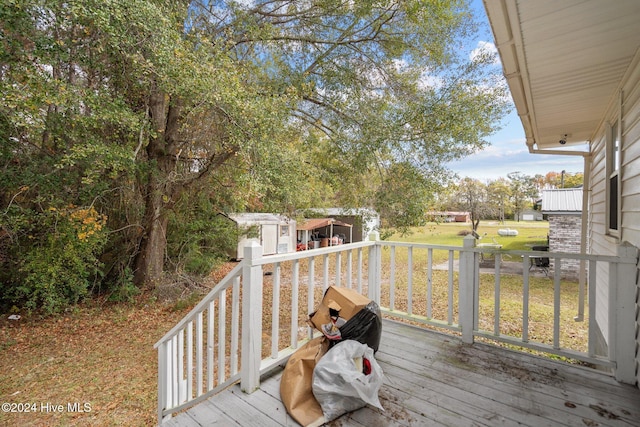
[[483, 0, 640, 153]]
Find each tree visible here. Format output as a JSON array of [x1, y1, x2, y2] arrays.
[[134, 0, 510, 282], [507, 172, 538, 221], [1, 0, 510, 310], [449, 178, 494, 231], [543, 171, 584, 188], [487, 178, 511, 223]]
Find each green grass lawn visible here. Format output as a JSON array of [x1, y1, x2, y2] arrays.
[[381, 220, 589, 359], [387, 220, 548, 249], [384, 220, 548, 265]]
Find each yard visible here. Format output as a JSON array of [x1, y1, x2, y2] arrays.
[[1, 220, 590, 426], [382, 220, 589, 356]]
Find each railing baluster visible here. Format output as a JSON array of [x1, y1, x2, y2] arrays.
[[272, 262, 281, 359], [522, 256, 530, 343], [336, 252, 342, 288], [308, 257, 315, 340], [196, 312, 203, 396], [218, 291, 226, 384], [291, 260, 299, 349], [207, 301, 214, 391], [588, 260, 597, 357], [494, 254, 501, 336], [177, 330, 184, 404], [473, 251, 479, 332], [323, 254, 329, 291], [186, 321, 193, 399], [357, 248, 363, 294], [427, 248, 433, 319], [407, 246, 413, 315], [367, 238, 381, 303], [553, 257, 561, 349], [231, 278, 240, 376], [346, 250, 353, 289], [389, 246, 396, 311], [448, 250, 454, 325], [171, 335, 178, 408], [158, 341, 168, 422]]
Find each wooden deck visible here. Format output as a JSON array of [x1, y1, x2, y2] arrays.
[[164, 319, 640, 427]]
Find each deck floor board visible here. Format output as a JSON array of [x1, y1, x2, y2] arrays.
[[166, 319, 640, 426]]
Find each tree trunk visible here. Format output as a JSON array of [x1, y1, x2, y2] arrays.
[[133, 87, 180, 286], [134, 177, 169, 286]]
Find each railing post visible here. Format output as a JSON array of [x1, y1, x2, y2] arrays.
[[459, 235, 476, 344], [367, 231, 381, 303], [612, 243, 638, 384], [157, 341, 168, 424], [241, 240, 263, 393]]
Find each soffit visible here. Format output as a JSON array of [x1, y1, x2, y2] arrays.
[[484, 0, 640, 150]]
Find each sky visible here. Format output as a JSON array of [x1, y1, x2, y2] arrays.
[[446, 1, 585, 182]]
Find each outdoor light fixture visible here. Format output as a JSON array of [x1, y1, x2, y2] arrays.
[[559, 134, 568, 145]]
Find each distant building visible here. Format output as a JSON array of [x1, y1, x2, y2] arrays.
[[515, 209, 543, 221], [220, 213, 296, 260], [426, 211, 471, 223], [301, 208, 380, 242]]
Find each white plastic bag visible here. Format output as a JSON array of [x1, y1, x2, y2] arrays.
[[312, 340, 384, 422]]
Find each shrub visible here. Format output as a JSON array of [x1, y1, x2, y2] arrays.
[[14, 205, 108, 314]]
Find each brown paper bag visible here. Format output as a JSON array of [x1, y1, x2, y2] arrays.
[[280, 336, 329, 427]]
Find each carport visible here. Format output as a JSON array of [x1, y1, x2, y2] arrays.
[[297, 218, 353, 249]]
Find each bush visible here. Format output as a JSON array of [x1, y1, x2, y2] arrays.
[[12, 206, 108, 314], [167, 198, 236, 276]]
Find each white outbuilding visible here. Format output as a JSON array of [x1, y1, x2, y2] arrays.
[[221, 213, 296, 260]]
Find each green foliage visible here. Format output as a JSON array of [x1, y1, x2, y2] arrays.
[[167, 195, 237, 275], [375, 162, 441, 232], [9, 206, 108, 314], [1, 0, 512, 308], [507, 171, 539, 219], [106, 267, 139, 303]]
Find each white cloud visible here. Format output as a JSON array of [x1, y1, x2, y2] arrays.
[[470, 40, 501, 65]]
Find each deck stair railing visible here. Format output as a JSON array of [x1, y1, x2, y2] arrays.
[[156, 234, 637, 424]]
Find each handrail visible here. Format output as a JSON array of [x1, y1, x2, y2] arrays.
[[250, 240, 374, 265], [154, 262, 243, 348], [157, 237, 638, 423]]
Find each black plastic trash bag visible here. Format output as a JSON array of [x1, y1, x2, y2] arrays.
[[339, 300, 382, 352], [312, 340, 384, 423], [309, 286, 382, 353]]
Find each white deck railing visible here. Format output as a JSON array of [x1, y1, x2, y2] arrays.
[[155, 235, 637, 424]]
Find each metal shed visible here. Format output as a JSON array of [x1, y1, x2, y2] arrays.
[[223, 213, 296, 260], [297, 218, 353, 249], [300, 208, 379, 243]]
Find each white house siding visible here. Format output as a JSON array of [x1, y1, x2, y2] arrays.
[[589, 50, 640, 384], [621, 53, 640, 387], [589, 122, 613, 349], [621, 59, 640, 245]]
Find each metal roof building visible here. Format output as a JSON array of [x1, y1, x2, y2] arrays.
[[541, 188, 583, 214]]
